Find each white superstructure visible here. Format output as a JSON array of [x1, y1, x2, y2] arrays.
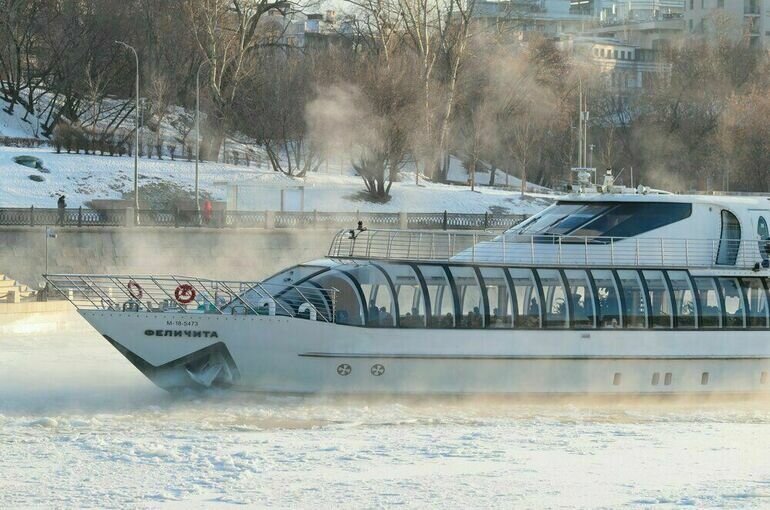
[[46, 186, 770, 396]]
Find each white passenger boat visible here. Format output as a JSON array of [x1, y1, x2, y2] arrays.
[[46, 178, 770, 395]]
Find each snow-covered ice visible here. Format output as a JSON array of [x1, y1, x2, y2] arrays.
[[1, 312, 769, 509]]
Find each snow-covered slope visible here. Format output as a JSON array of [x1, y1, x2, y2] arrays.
[[0, 146, 554, 213]]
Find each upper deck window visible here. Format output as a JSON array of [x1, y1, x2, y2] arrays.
[[512, 201, 692, 239]]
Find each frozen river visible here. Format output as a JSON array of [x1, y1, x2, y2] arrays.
[[2, 312, 770, 509]]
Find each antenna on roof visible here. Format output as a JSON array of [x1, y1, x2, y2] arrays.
[[570, 83, 597, 193]]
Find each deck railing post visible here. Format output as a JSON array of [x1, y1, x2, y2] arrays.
[[530, 236, 535, 264], [610, 238, 615, 265], [502, 234, 507, 263], [443, 210, 447, 231], [558, 236, 562, 265], [584, 236, 588, 265], [472, 233, 476, 262], [635, 238, 640, 266], [660, 238, 664, 266]]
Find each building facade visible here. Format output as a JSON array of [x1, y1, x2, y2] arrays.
[[684, 0, 768, 47]]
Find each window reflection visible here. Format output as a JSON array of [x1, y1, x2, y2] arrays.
[[564, 270, 595, 328], [342, 264, 396, 327], [693, 277, 722, 328], [741, 278, 768, 328], [668, 271, 696, 328], [480, 267, 513, 328], [591, 270, 621, 328], [617, 270, 646, 328], [450, 266, 484, 328], [718, 278, 745, 328], [642, 270, 673, 328], [536, 269, 568, 328], [378, 263, 425, 328], [510, 268, 541, 328], [419, 265, 454, 328]]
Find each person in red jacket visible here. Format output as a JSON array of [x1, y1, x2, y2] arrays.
[[202, 199, 213, 225]]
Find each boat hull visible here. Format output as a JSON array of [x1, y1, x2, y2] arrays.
[[81, 310, 770, 395]]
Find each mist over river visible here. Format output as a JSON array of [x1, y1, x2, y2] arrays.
[[1, 312, 769, 508]]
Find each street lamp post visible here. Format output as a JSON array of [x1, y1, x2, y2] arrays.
[[195, 60, 211, 223], [115, 41, 140, 218]]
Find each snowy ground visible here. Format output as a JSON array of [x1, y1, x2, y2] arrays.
[[1, 313, 770, 509], [0, 146, 553, 214]]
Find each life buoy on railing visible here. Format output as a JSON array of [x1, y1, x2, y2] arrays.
[[122, 300, 140, 312], [127, 280, 143, 300], [298, 302, 317, 321], [174, 284, 196, 304], [256, 297, 276, 316]]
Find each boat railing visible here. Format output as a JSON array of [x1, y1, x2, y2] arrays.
[[328, 229, 764, 269], [43, 274, 338, 322]]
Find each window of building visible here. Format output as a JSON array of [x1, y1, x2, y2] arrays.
[[537, 269, 569, 328], [701, 0, 704, 8], [718, 278, 746, 328], [668, 271, 697, 328], [689, 0, 693, 9], [717, 210, 741, 265], [740, 278, 768, 328], [342, 264, 396, 327], [693, 277, 722, 328], [642, 270, 673, 328], [564, 270, 596, 328], [480, 267, 513, 328], [419, 265, 454, 328], [591, 270, 622, 327], [617, 270, 647, 328], [379, 263, 425, 327], [510, 268, 541, 328], [449, 266, 484, 328], [689, 19, 693, 31], [613, 50, 618, 58], [718, 0, 723, 6]]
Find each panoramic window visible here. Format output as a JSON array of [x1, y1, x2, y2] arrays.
[[537, 269, 569, 328], [309, 270, 365, 326], [718, 278, 746, 328], [450, 266, 484, 328], [667, 271, 696, 328], [480, 267, 513, 328], [740, 278, 768, 328], [570, 202, 692, 239], [509, 268, 541, 328], [564, 270, 596, 328], [379, 263, 425, 328], [617, 270, 647, 328], [341, 264, 396, 327], [642, 271, 673, 328], [419, 265, 455, 328], [693, 277, 722, 328], [591, 269, 622, 328]]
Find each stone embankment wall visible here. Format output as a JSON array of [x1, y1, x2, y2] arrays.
[[0, 227, 339, 287]]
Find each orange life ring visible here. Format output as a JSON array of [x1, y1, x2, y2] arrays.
[[174, 284, 196, 304]]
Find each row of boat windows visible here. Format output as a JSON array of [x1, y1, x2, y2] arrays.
[[275, 263, 770, 329]]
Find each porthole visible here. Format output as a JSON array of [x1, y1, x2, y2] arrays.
[[613, 372, 622, 386], [664, 372, 673, 386], [651, 372, 660, 385], [701, 372, 709, 385]]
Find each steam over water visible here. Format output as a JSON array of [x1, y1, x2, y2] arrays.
[[2, 313, 770, 508]]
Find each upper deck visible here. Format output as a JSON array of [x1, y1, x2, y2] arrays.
[[329, 192, 770, 271]]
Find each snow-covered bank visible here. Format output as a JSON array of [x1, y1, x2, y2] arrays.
[[0, 146, 554, 213], [1, 316, 769, 509]]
